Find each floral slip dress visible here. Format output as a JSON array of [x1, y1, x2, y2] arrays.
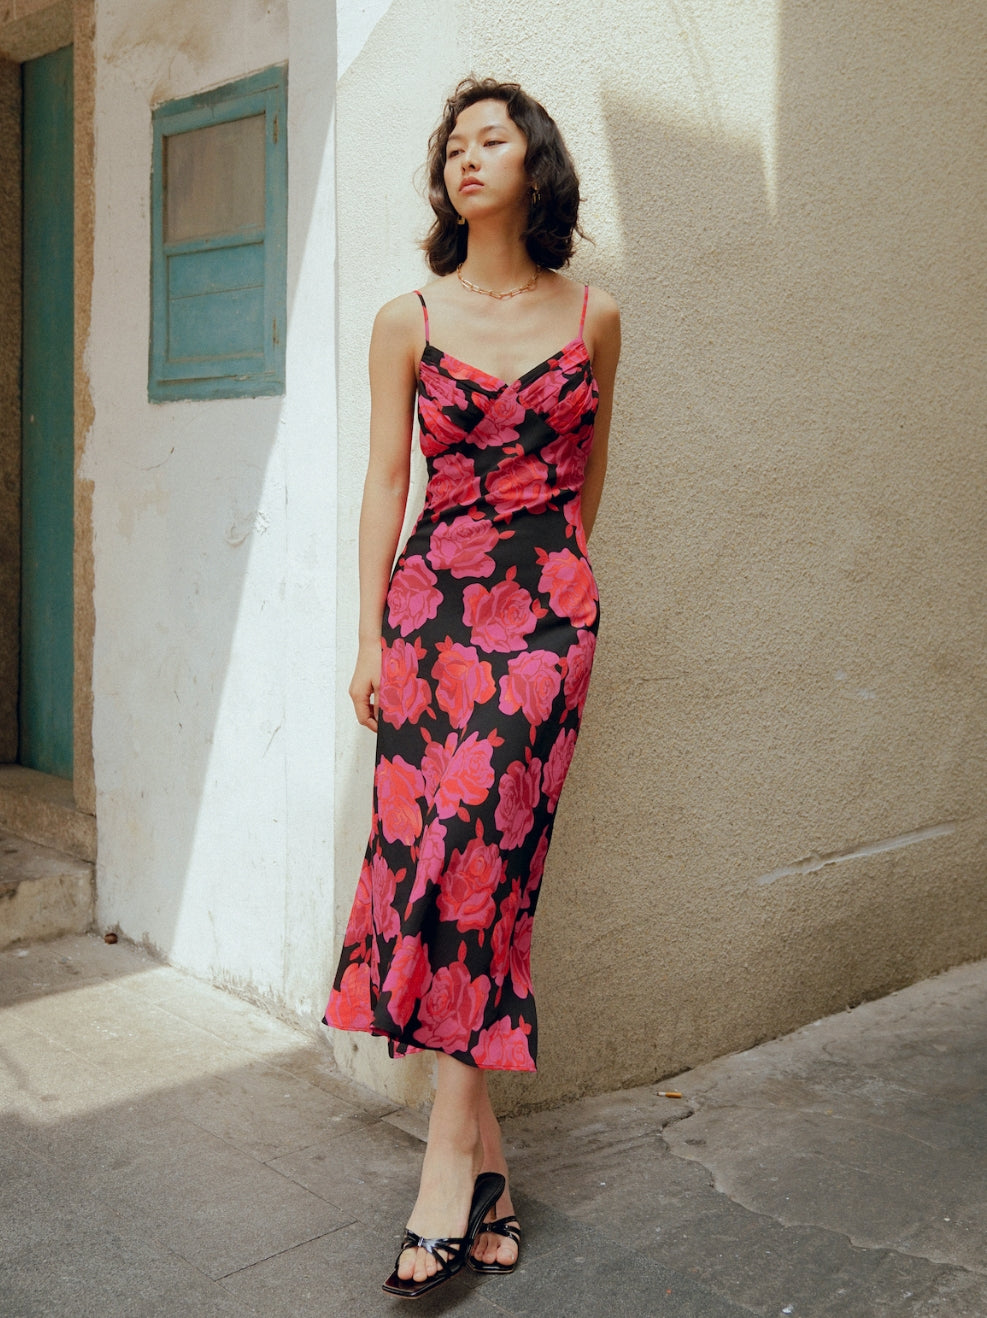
[[325, 285, 599, 1072]]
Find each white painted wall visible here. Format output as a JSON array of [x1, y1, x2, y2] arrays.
[[86, 0, 339, 1017]]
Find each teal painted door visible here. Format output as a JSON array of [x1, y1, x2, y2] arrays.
[[20, 45, 74, 778]]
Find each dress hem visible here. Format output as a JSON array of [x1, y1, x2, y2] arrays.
[[322, 1014, 538, 1074]]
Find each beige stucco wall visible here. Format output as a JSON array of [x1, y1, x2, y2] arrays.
[[334, 0, 987, 1113]]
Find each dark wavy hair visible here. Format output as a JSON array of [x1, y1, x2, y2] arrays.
[[422, 77, 584, 275]]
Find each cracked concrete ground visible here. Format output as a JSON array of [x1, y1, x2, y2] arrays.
[[2, 936, 985, 1317]]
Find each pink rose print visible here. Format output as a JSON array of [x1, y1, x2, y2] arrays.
[[405, 818, 446, 913], [420, 365, 469, 412], [542, 728, 578, 813], [517, 361, 572, 414], [469, 390, 526, 448], [325, 960, 372, 1032], [425, 453, 481, 516], [486, 455, 552, 518], [463, 575, 541, 653], [498, 650, 562, 728], [383, 933, 431, 1029], [522, 829, 550, 909], [387, 556, 442, 637], [542, 433, 589, 492], [490, 880, 522, 988], [494, 754, 543, 849], [471, 1016, 534, 1071], [509, 913, 534, 998], [437, 829, 504, 931], [429, 731, 500, 821], [415, 955, 490, 1053], [370, 851, 402, 941], [427, 512, 501, 579], [379, 637, 432, 729], [375, 755, 424, 846], [432, 639, 495, 730], [563, 631, 597, 717], [537, 548, 597, 628]]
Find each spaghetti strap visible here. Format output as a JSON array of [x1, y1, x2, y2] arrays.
[[578, 284, 589, 338], [414, 289, 430, 343]]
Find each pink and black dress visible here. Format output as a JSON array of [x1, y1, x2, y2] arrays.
[[325, 286, 599, 1072]]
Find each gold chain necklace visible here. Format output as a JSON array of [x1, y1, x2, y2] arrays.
[[456, 264, 541, 300]]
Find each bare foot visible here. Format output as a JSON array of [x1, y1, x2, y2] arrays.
[[396, 1138, 482, 1284], [471, 1177, 519, 1269]]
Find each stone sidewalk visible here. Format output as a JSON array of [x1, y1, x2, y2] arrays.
[[1, 935, 985, 1317]]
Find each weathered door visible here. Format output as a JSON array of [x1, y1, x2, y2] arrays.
[[20, 45, 74, 778]]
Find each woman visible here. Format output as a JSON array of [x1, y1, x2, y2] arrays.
[[325, 76, 620, 1298]]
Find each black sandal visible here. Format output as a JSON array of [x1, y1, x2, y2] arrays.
[[468, 1214, 521, 1274], [382, 1171, 505, 1298]]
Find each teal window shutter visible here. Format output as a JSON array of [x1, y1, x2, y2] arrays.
[[149, 65, 287, 401]]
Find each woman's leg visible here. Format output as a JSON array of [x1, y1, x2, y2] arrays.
[[471, 1077, 520, 1267], [396, 1054, 485, 1284]]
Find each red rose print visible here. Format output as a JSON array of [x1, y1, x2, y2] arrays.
[[490, 880, 521, 987], [427, 512, 501, 579], [434, 731, 499, 820], [342, 858, 373, 944], [563, 495, 589, 554], [432, 640, 496, 730], [425, 453, 481, 516], [469, 391, 526, 448], [563, 631, 597, 717], [418, 394, 468, 457], [486, 454, 552, 518], [375, 755, 424, 846], [437, 831, 504, 931], [494, 754, 543, 849], [537, 548, 597, 627], [471, 1016, 534, 1071], [325, 960, 372, 1031], [463, 577, 539, 653], [387, 556, 442, 637], [509, 913, 534, 998], [383, 932, 431, 1029], [415, 957, 490, 1053], [542, 728, 578, 813], [379, 637, 432, 729], [498, 650, 563, 728]]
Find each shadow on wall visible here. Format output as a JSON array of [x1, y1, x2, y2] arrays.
[[489, 0, 986, 1111], [92, 13, 338, 1017]]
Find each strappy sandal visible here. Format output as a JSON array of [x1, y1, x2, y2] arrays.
[[382, 1171, 505, 1298], [468, 1214, 521, 1274]]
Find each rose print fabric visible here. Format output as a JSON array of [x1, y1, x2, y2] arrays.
[[325, 286, 599, 1072]]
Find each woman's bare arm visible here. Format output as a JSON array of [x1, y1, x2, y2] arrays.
[[349, 297, 421, 732], [582, 291, 621, 541]]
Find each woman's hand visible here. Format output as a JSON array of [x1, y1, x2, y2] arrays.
[[349, 639, 383, 733]]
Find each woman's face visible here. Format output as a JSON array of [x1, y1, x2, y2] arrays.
[[443, 98, 530, 223]]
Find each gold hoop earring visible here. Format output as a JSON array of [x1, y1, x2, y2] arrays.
[[457, 214, 466, 226], [531, 187, 541, 206]]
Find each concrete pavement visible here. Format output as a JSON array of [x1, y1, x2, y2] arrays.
[[2, 934, 985, 1317]]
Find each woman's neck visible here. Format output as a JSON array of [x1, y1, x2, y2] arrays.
[[459, 228, 537, 293]]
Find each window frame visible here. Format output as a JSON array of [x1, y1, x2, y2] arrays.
[[149, 64, 287, 402]]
